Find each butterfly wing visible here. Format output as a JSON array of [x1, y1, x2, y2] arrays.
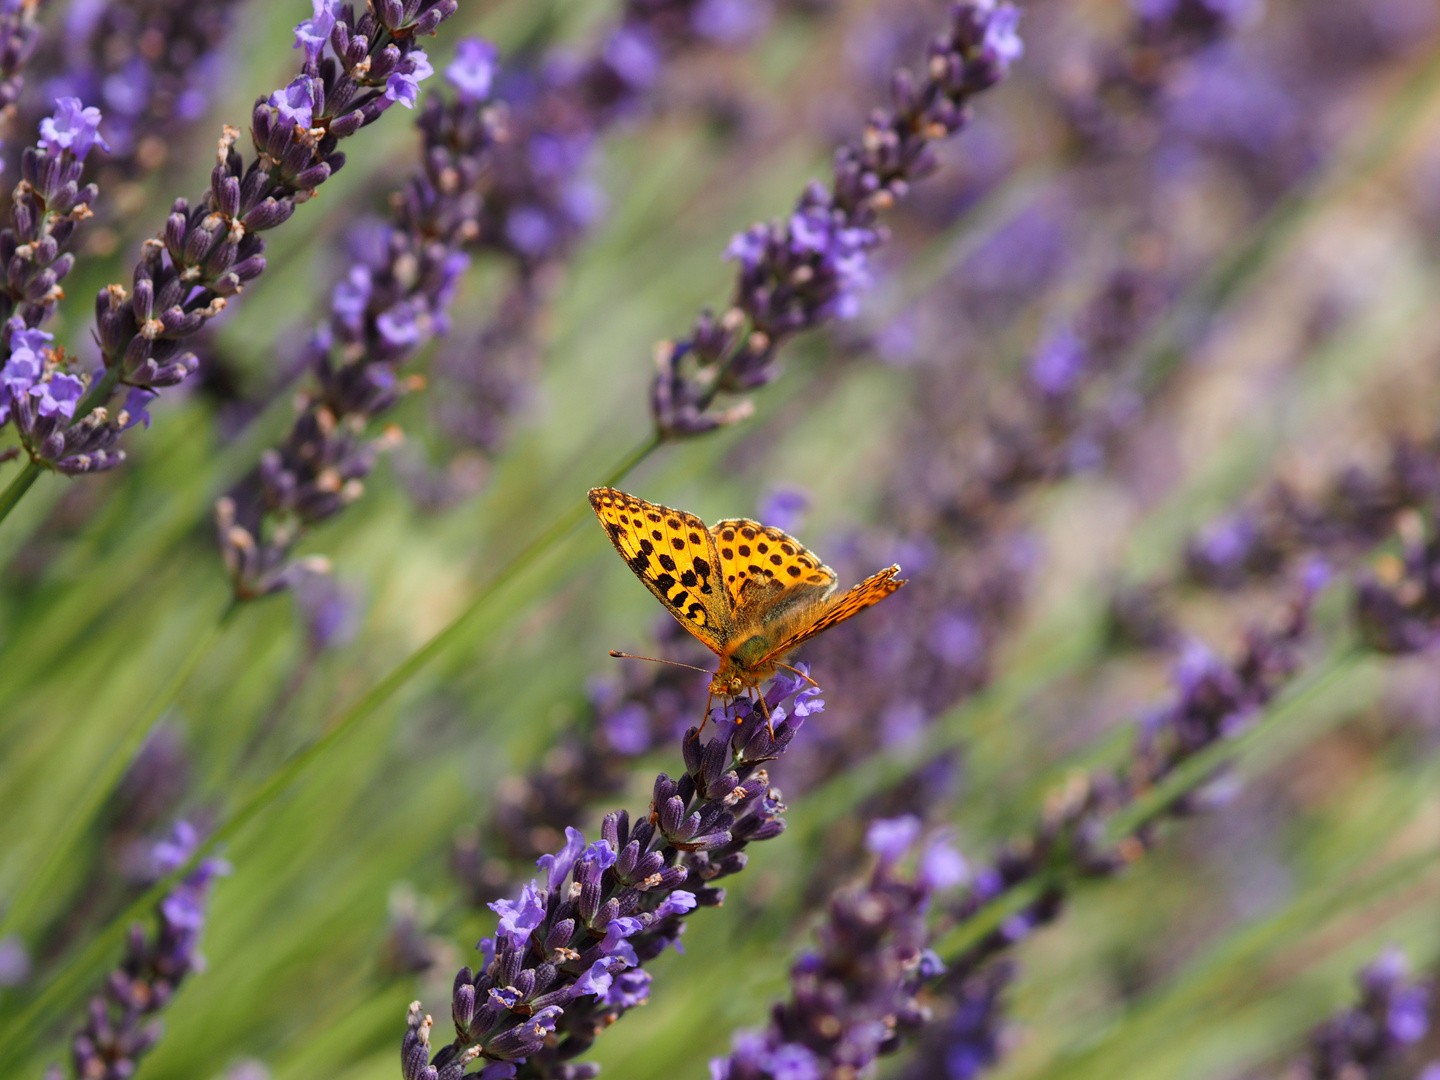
[[589, 487, 735, 654], [709, 518, 838, 610], [758, 564, 907, 663]]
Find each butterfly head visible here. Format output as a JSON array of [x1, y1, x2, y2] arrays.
[[708, 670, 747, 698]]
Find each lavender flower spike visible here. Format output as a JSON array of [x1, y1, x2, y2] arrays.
[[0, 101, 116, 474], [712, 818, 967, 1080], [5, 0, 460, 489], [653, 0, 1022, 437], [1299, 949, 1434, 1079], [406, 673, 823, 1079], [62, 821, 230, 1080], [216, 35, 500, 598]]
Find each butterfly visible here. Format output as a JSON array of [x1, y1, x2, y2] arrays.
[[588, 487, 907, 730]]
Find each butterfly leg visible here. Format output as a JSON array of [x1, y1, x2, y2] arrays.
[[753, 690, 775, 737], [773, 662, 821, 690], [697, 690, 715, 737]]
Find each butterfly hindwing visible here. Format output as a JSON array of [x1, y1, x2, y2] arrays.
[[589, 487, 735, 654], [760, 564, 907, 663], [709, 518, 838, 610]]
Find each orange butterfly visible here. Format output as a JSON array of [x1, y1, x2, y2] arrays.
[[588, 487, 906, 730]]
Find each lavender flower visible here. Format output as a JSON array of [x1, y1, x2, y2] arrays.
[[896, 584, 1320, 1077], [653, 0, 1022, 437], [453, 618, 714, 904], [62, 821, 229, 1080], [408, 672, 821, 1078], [711, 816, 966, 1080], [215, 34, 494, 598], [0, 101, 121, 474], [1185, 437, 1440, 592], [1354, 509, 1440, 654], [4, 0, 459, 493], [1299, 949, 1433, 1079], [26, 0, 248, 181]]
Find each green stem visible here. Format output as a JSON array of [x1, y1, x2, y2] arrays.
[[0, 459, 41, 527], [0, 434, 662, 1068], [0, 599, 240, 948]]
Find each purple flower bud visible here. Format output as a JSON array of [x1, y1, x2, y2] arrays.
[[653, 890, 698, 919], [918, 840, 968, 891], [981, 6, 1024, 72], [120, 388, 157, 430], [488, 881, 546, 947]]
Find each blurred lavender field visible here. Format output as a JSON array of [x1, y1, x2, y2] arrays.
[[6, 0, 1440, 1078]]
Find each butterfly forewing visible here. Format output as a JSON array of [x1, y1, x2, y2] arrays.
[[708, 518, 838, 608], [759, 564, 907, 664], [589, 488, 735, 654]]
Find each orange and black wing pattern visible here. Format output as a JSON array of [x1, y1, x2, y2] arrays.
[[760, 564, 906, 663], [589, 488, 735, 653]]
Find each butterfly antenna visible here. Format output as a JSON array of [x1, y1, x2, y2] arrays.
[[773, 662, 821, 690], [609, 650, 714, 675]]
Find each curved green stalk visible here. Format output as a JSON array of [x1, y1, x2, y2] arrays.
[[0, 459, 40, 528]]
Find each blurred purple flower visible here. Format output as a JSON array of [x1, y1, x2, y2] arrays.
[[758, 487, 809, 534], [447, 38, 497, 102]]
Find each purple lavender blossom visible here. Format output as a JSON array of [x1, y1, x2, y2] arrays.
[[408, 675, 820, 1078], [654, 0, 1022, 436], [216, 35, 499, 599], [26, 0, 247, 178], [448, 38, 498, 102], [65, 821, 229, 1080], [712, 821, 966, 1080], [3, 0, 462, 493], [1300, 949, 1433, 1078]]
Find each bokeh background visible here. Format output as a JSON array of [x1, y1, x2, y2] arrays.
[[6, 0, 1440, 1078]]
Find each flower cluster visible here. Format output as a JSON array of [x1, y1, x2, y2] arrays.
[[1354, 510, 1440, 655], [6, 0, 459, 486], [215, 30, 493, 598], [62, 821, 229, 1080], [0, 100, 129, 473], [1299, 949, 1433, 1079], [711, 814, 966, 1080], [405, 672, 820, 1079], [37, 0, 247, 183], [1187, 437, 1440, 590], [652, 0, 1022, 437], [420, 1, 778, 505], [895, 584, 1319, 1076], [453, 618, 712, 904]]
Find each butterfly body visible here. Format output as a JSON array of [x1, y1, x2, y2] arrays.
[[588, 487, 907, 711]]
